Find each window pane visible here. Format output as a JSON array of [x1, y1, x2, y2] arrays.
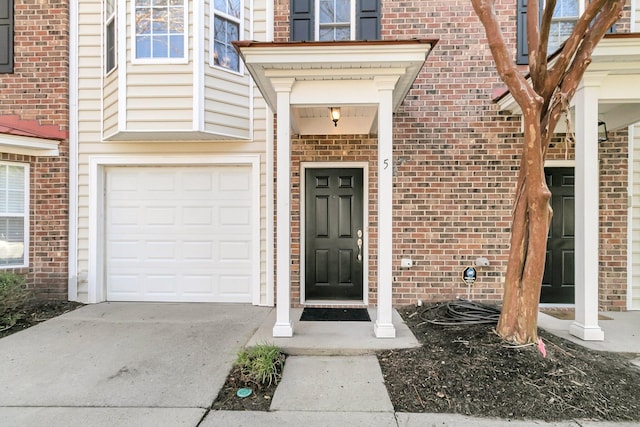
[[106, 20, 116, 72], [214, 16, 225, 42], [153, 35, 168, 57], [136, 9, 151, 35], [319, 27, 333, 41], [0, 218, 24, 265], [319, 0, 334, 24], [228, 0, 241, 18], [335, 26, 350, 40], [555, 0, 578, 18], [549, 21, 575, 52], [153, 0, 168, 6], [215, 0, 226, 13], [169, 34, 184, 58], [169, 6, 184, 33], [152, 8, 168, 32], [136, 35, 152, 58], [213, 15, 239, 72], [106, 0, 115, 17], [336, 0, 349, 22], [6, 166, 24, 214]]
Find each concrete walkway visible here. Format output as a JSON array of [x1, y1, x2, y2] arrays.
[[0, 303, 638, 426]]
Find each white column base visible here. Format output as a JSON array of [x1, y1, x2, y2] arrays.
[[569, 322, 605, 341], [272, 322, 293, 338], [374, 321, 396, 338]]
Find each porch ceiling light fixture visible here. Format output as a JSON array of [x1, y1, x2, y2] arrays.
[[329, 107, 341, 127], [598, 120, 608, 142]]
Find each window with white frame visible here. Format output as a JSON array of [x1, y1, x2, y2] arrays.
[[290, 0, 379, 42], [548, 0, 579, 54], [317, 0, 354, 41], [0, 163, 28, 267], [212, 0, 241, 72], [517, 0, 583, 64], [105, 0, 116, 73], [134, 0, 186, 60]]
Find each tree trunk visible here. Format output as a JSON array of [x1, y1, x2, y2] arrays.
[[496, 110, 552, 344]]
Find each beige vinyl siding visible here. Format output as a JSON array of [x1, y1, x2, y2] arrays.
[[202, 0, 251, 139], [123, 0, 195, 132], [75, 0, 269, 303], [103, 71, 119, 137], [125, 66, 194, 130], [249, 0, 270, 303], [632, 123, 640, 310]]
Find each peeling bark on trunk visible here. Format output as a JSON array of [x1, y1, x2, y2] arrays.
[[471, 0, 625, 344]]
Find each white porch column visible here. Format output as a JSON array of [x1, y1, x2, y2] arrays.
[[273, 78, 295, 337], [570, 74, 607, 341], [374, 76, 399, 338]]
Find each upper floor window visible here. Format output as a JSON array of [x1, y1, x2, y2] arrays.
[[0, 0, 14, 74], [212, 0, 241, 72], [318, 0, 354, 41], [291, 0, 379, 42], [134, 0, 186, 61], [105, 0, 116, 73], [548, 0, 579, 53], [517, 0, 615, 65], [0, 162, 28, 268]]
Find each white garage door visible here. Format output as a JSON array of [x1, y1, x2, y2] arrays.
[[105, 165, 255, 302]]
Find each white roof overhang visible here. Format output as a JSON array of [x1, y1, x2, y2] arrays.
[[235, 40, 437, 135], [0, 133, 60, 157], [496, 34, 640, 133]]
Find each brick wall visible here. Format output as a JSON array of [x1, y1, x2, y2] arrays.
[[274, 0, 630, 309], [0, 0, 69, 299]]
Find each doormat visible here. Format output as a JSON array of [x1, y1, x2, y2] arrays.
[[300, 308, 371, 322], [541, 309, 612, 321]]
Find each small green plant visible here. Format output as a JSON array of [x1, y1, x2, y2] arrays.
[[0, 273, 32, 331], [236, 343, 286, 387]]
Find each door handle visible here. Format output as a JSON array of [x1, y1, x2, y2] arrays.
[[357, 229, 363, 262]]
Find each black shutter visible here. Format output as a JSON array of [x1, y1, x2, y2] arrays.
[[291, 0, 313, 41], [0, 0, 14, 73], [516, 0, 528, 65], [357, 0, 380, 40]]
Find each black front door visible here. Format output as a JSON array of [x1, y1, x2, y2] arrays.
[[541, 167, 575, 303], [305, 168, 364, 300]]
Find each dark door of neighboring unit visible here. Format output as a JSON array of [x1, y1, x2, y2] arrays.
[[541, 167, 575, 303], [305, 168, 364, 300]]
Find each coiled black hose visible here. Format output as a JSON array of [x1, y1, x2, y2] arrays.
[[419, 300, 501, 325]]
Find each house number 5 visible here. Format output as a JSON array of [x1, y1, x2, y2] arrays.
[[383, 159, 389, 170]]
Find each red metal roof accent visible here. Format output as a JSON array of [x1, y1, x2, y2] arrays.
[[0, 115, 67, 140]]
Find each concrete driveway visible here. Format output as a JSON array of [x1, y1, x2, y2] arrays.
[[0, 302, 271, 427]]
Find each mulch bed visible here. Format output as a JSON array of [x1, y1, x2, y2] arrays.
[[378, 304, 640, 421], [211, 362, 282, 411], [0, 300, 84, 339]]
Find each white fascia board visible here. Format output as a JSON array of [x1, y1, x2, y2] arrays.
[[0, 134, 61, 156], [592, 36, 640, 62], [290, 80, 380, 105]]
